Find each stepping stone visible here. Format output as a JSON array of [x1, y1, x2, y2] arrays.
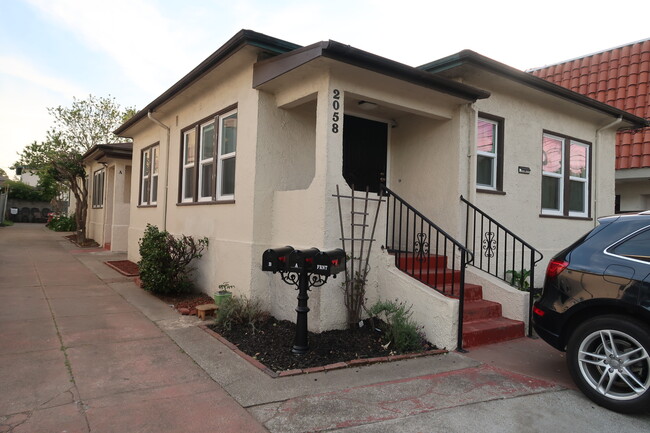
[[196, 304, 218, 320]]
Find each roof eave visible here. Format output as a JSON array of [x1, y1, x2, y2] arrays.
[[254, 40, 491, 102], [114, 30, 301, 136], [421, 50, 650, 129]]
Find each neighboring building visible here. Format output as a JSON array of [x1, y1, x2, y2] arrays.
[[114, 30, 647, 350], [529, 39, 650, 213], [82, 143, 133, 251]]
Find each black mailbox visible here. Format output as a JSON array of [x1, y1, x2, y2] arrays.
[[287, 248, 320, 272], [262, 246, 294, 273], [313, 249, 346, 276]]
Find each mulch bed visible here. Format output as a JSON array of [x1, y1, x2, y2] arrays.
[[125, 273, 442, 374], [208, 317, 439, 373], [105, 260, 140, 277], [64, 234, 100, 248]]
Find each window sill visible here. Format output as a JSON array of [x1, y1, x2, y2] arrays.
[[137, 204, 157, 208], [176, 200, 235, 206], [539, 213, 592, 221], [476, 188, 506, 196]]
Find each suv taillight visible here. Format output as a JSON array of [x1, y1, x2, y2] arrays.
[[546, 259, 568, 278]]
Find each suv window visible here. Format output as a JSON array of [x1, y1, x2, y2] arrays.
[[610, 227, 650, 263]]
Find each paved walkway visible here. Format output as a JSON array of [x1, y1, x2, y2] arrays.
[[1, 223, 649, 432], [0, 224, 267, 433]]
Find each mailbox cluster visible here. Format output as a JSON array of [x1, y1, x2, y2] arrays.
[[262, 246, 346, 355], [263, 246, 346, 277]]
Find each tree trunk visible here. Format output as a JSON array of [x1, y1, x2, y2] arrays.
[[68, 176, 87, 245]]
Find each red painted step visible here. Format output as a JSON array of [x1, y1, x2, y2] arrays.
[[392, 251, 525, 348], [463, 300, 502, 321], [462, 317, 525, 348]]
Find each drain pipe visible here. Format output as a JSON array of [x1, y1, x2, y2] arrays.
[[466, 102, 478, 203], [147, 111, 171, 231], [594, 116, 623, 226]]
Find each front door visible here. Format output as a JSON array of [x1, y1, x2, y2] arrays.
[[342, 115, 387, 193]]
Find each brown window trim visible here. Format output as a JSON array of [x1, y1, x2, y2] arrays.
[[178, 104, 237, 204], [477, 112, 505, 192], [139, 142, 160, 206], [176, 199, 235, 206], [539, 214, 593, 222], [541, 130, 592, 218], [477, 188, 506, 196], [92, 168, 105, 209]]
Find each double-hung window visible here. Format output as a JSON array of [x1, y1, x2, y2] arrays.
[[476, 114, 503, 191], [180, 107, 237, 203], [217, 110, 237, 200], [140, 144, 159, 206], [92, 168, 105, 208], [541, 132, 590, 217], [198, 121, 215, 201]]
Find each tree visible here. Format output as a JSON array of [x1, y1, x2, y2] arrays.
[[15, 95, 135, 243]]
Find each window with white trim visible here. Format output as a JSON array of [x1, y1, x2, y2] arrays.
[[217, 110, 237, 200], [541, 132, 590, 217], [476, 115, 503, 191], [179, 107, 237, 203], [92, 168, 105, 208], [140, 144, 159, 206]]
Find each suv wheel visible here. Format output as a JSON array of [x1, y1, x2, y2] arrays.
[[567, 315, 650, 413]]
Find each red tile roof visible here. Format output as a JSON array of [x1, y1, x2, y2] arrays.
[[530, 39, 650, 170]]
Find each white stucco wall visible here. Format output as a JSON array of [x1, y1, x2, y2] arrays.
[[617, 179, 650, 212]]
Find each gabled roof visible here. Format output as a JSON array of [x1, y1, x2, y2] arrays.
[[421, 49, 649, 131], [82, 142, 133, 162], [253, 40, 490, 101], [115, 30, 301, 136], [529, 39, 650, 170]]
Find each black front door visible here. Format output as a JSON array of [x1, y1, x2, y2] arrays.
[[342, 115, 387, 193]]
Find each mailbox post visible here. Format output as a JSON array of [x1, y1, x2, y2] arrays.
[[262, 246, 346, 355]]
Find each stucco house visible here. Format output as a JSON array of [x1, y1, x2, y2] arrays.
[[529, 39, 650, 213], [114, 30, 647, 350], [82, 142, 133, 251]]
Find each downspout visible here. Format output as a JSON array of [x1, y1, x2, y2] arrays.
[[100, 162, 109, 248], [466, 102, 478, 203], [594, 116, 623, 226], [147, 111, 171, 231]]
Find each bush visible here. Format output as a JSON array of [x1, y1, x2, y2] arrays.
[[47, 214, 76, 232], [137, 224, 208, 294], [368, 300, 424, 353], [215, 295, 270, 332]]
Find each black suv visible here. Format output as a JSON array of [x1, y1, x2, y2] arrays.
[[533, 212, 650, 413]]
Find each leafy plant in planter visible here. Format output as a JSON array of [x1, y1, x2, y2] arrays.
[[138, 224, 208, 294], [214, 281, 234, 306]]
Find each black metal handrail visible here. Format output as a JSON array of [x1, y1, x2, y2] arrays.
[[460, 195, 543, 336], [381, 185, 473, 350]]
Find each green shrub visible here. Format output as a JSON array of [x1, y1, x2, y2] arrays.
[[47, 214, 76, 232], [368, 300, 424, 353], [215, 295, 269, 332], [137, 224, 208, 294]]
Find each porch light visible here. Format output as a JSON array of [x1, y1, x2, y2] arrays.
[[358, 100, 378, 110]]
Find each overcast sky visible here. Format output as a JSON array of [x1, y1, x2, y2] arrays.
[[1, 0, 648, 177]]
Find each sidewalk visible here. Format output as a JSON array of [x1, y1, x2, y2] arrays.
[[1, 224, 648, 432], [0, 224, 267, 433]]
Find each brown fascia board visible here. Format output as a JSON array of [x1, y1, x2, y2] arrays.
[[420, 50, 650, 130], [114, 30, 301, 136], [254, 40, 490, 102], [82, 143, 133, 162]]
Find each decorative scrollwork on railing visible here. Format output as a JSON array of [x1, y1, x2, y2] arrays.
[[414, 232, 429, 262], [482, 232, 496, 258]]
